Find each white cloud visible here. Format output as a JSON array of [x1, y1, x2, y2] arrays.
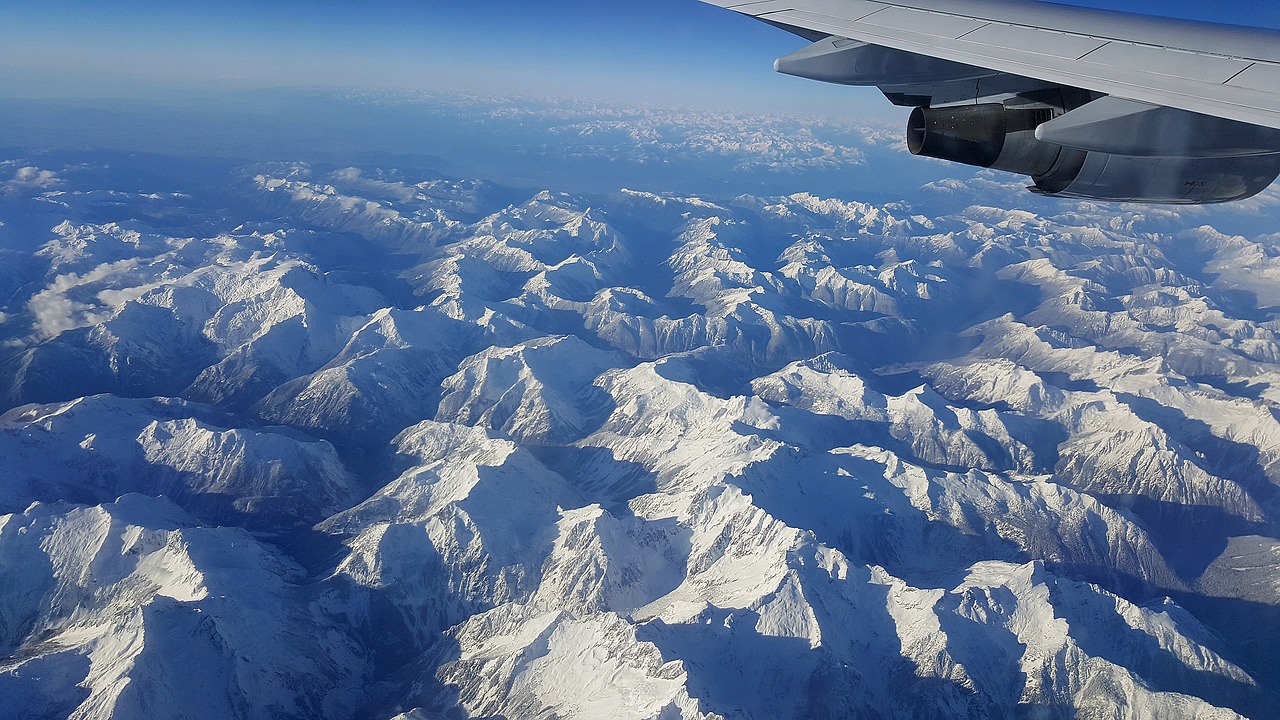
[[26, 259, 137, 338], [326, 167, 418, 203], [4, 166, 63, 194]]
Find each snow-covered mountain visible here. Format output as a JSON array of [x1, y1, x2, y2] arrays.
[[2, 94, 1280, 719]]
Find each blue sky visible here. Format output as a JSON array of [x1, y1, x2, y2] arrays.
[[2, 1, 1278, 113]]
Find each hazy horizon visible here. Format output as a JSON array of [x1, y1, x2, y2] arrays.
[[6, 0, 1278, 117]]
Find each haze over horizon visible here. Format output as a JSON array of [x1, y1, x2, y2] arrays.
[[5, 0, 1279, 116]]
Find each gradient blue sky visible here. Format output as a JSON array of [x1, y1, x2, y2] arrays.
[[3, 1, 1279, 113]]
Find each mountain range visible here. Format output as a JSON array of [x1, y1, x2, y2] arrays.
[[2, 94, 1280, 718]]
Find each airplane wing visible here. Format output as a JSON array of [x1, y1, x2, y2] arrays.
[[701, 0, 1280, 203], [703, 0, 1280, 129]]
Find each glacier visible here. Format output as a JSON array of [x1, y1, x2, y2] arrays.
[[1, 92, 1280, 719]]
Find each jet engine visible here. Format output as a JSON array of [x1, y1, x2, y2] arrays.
[[906, 103, 1280, 203]]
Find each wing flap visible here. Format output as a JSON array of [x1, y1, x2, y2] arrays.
[[707, 0, 1280, 129]]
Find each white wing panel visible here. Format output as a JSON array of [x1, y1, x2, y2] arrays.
[[959, 24, 1104, 61], [730, 0, 805, 14], [1230, 64, 1280, 93], [859, 6, 986, 39], [706, 0, 1280, 129], [735, 0, 885, 19], [1078, 43, 1251, 85]]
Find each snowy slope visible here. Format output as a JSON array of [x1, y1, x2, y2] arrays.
[[2, 109, 1280, 719], [0, 495, 366, 720]]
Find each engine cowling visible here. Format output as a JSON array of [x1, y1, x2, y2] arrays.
[[906, 104, 1280, 203], [907, 104, 1086, 189], [1030, 152, 1280, 204]]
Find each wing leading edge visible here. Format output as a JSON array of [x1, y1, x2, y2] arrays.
[[702, 0, 1280, 203]]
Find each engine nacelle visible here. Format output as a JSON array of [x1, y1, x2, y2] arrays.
[[907, 104, 1086, 190], [776, 37, 995, 86], [906, 103, 1280, 203], [1031, 152, 1280, 204]]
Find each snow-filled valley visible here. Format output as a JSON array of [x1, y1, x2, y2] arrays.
[[3, 94, 1280, 719]]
